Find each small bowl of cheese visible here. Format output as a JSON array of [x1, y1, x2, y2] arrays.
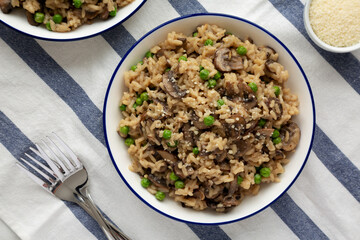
[[304, 0, 360, 53]]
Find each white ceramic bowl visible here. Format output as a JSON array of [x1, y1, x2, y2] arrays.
[[103, 13, 316, 225], [0, 0, 146, 41], [303, 0, 360, 53]]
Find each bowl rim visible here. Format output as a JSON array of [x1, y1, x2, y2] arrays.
[[303, 0, 360, 53], [103, 12, 316, 225], [0, 0, 147, 42]]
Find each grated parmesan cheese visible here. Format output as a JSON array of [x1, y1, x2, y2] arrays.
[[309, 0, 360, 47]]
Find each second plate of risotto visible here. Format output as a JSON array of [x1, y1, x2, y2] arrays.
[[104, 13, 315, 224]]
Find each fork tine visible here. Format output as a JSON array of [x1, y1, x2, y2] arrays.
[[25, 152, 56, 178], [20, 157, 56, 183], [16, 162, 52, 193], [34, 143, 65, 181], [41, 139, 71, 175], [52, 133, 82, 168], [46, 136, 76, 172]]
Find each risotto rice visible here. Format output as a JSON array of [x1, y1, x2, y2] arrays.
[[117, 24, 301, 212]]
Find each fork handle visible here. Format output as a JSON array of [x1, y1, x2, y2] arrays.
[[80, 188, 131, 240], [77, 198, 129, 240]]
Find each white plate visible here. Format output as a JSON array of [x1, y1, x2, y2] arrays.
[[103, 13, 316, 225], [0, 0, 146, 41]]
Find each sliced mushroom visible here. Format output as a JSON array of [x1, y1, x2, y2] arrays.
[[222, 114, 246, 140], [0, 0, 12, 13], [99, 10, 109, 20], [242, 83, 257, 109], [273, 149, 286, 160], [215, 150, 227, 162], [259, 46, 276, 59], [162, 70, 187, 99], [147, 174, 168, 191], [26, 11, 40, 26], [182, 123, 195, 145], [156, 48, 165, 58], [85, 11, 98, 20], [219, 161, 230, 172], [228, 177, 239, 195], [191, 111, 210, 130], [244, 119, 259, 135], [173, 161, 186, 179], [265, 59, 283, 75], [280, 121, 301, 152], [204, 184, 224, 199], [233, 139, 252, 158], [266, 97, 283, 119], [193, 189, 205, 201], [156, 150, 178, 163], [214, 48, 243, 72], [257, 128, 274, 137]]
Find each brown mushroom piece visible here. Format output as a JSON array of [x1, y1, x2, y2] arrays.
[[257, 128, 274, 137], [280, 121, 301, 152], [265, 59, 283, 75], [162, 70, 187, 99], [228, 177, 239, 195], [272, 149, 286, 160], [26, 11, 40, 26], [147, 174, 168, 191], [222, 195, 239, 208], [191, 111, 210, 130], [0, 0, 12, 13], [99, 10, 109, 20], [259, 46, 276, 59], [242, 83, 257, 109], [173, 161, 186, 179], [222, 114, 246, 140], [193, 189, 205, 201], [156, 150, 178, 164], [214, 48, 243, 72], [266, 97, 283, 119], [182, 123, 195, 145], [233, 139, 252, 158]]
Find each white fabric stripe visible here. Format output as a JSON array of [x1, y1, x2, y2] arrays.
[[0, 219, 19, 240], [198, 0, 360, 168], [221, 208, 298, 240], [0, 39, 198, 240], [288, 151, 360, 239], [0, 143, 96, 240], [37, 36, 120, 111]]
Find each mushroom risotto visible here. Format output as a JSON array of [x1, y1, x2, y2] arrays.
[[117, 24, 300, 212], [0, 0, 133, 32]]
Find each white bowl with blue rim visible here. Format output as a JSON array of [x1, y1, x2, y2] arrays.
[[103, 13, 316, 225], [0, 0, 146, 41]]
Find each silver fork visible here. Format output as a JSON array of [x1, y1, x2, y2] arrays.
[[16, 133, 130, 240]]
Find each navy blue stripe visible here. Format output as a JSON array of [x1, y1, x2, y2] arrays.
[[0, 24, 105, 145], [187, 224, 231, 240], [268, 0, 360, 94], [313, 126, 360, 202], [102, 24, 137, 57], [0, 111, 107, 240], [272, 193, 329, 239], [168, 0, 207, 15]]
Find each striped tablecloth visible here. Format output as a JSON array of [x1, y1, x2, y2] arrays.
[[1, 0, 359, 239]]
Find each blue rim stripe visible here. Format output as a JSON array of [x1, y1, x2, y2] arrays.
[[103, 13, 316, 228], [268, 0, 360, 94], [271, 193, 329, 239], [0, 23, 105, 146], [0, 0, 147, 42], [0, 111, 107, 240], [313, 126, 360, 202]]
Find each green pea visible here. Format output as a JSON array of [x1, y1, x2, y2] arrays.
[[169, 172, 179, 181], [46, 22, 52, 31], [162, 129, 172, 140], [207, 79, 217, 88], [258, 118, 266, 127], [155, 191, 165, 201], [273, 137, 282, 145], [199, 69, 210, 80], [254, 174, 262, 184], [72, 0, 82, 8], [192, 147, 199, 155], [109, 6, 117, 17], [34, 12, 45, 23], [248, 82, 258, 92], [145, 50, 154, 58], [237, 45, 247, 55], [167, 140, 178, 148], [193, 32, 198, 37], [213, 71, 221, 80], [175, 180, 185, 189], [217, 99, 225, 108], [140, 92, 149, 102], [119, 104, 127, 111], [178, 56, 187, 62], [52, 14, 63, 24], [260, 167, 271, 178], [135, 98, 143, 105], [131, 65, 137, 71], [133, 103, 138, 109], [203, 115, 215, 126], [273, 86, 281, 96], [141, 178, 151, 188], [139, 60, 143, 65], [272, 129, 280, 138], [119, 126, 129, 135], [125, 138, 135, 146], [199, 65, 204, 71], [204, 39, 213, 46], [237, 175, 243, 185], [165, 68, 171, 72]]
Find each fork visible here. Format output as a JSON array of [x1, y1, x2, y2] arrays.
[[16, 133, 130, 240]]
